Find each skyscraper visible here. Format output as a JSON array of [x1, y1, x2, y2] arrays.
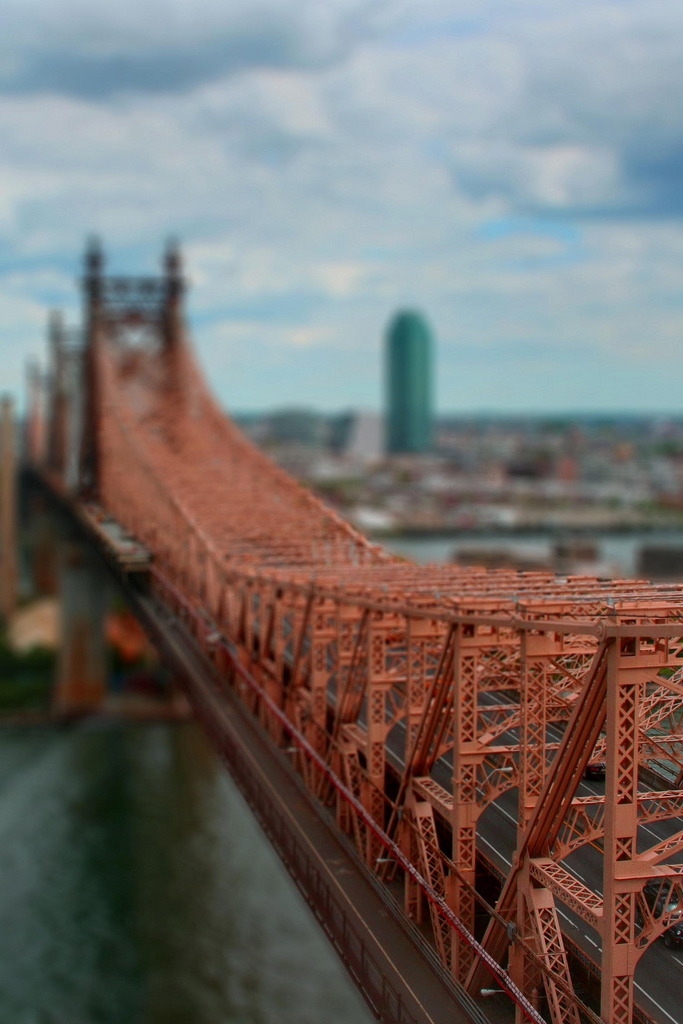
[[385, 310, 433, 454]]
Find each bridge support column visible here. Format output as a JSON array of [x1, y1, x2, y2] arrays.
[[600, 643, 643, 1024], [517, 884, 580, 1024], [364, 615, 396, 867], [452, 624, 520, 984], [508, 880, 544, 1024], [55, 538, 108, 713], [519, 631, 557, 835], [306, 600, 336, 788], [409, 792, 452, 967], [451, 626, 478, 983], [29, 504, 59, 596]]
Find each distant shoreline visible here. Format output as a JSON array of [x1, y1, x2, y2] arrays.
[[371, 522, 683, 539]]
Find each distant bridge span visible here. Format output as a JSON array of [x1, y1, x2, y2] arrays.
[[24, 243, 683, 1024]]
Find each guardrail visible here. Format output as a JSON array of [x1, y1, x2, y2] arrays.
[[215, 716, 420, 1024]]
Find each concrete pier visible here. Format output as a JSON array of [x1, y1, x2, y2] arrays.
[[54, 538, 107, 713]]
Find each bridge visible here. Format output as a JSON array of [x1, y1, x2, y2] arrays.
[[15, 241, 683, 1024]]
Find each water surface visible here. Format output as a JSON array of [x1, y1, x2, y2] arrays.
[[0, 721, 371, 1024]]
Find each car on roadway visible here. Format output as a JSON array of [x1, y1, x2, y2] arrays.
[[641, 881, 683, 948]]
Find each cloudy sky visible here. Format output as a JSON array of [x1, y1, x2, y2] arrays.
[[3, 0, 683, 414]]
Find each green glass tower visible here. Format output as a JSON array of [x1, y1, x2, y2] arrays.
[[385, 310, 433, 454]]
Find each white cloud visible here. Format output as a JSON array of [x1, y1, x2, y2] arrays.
[[313, 263, 367, 298], [1, 2, 683, 411], [285, 325, 332, 348]]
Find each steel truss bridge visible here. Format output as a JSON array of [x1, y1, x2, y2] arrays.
[[23, 243, 683, 1024]]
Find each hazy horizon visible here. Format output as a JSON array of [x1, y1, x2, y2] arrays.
[[233, 406, 683, 422]]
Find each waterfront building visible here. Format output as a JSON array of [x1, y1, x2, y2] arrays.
[[385, 310, 433, 454]]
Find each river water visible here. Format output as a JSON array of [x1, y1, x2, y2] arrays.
[[387, 529, 683, 576], [0, 720, 371, 1024]]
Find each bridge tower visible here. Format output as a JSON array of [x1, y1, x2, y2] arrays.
[[78, 237, 187, 498], [47, 312, 69, 482], [0, 396, 17, 620], [52, 240, 189, 712], [79, 237, 104, 497], [162, 239, 185, 354]]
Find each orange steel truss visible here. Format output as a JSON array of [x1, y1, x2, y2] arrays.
[[28, 243, 683, 1024]]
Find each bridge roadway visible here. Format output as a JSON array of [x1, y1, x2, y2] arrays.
[[380, 701, 683, 1024], [456, 741, 682, 1024], [479, 789, 683, 1024]]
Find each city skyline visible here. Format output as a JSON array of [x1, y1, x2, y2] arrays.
[[2, 3, 683, 415]]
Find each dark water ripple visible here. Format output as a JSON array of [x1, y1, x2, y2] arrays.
[[0, 721, 371, 1024]]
